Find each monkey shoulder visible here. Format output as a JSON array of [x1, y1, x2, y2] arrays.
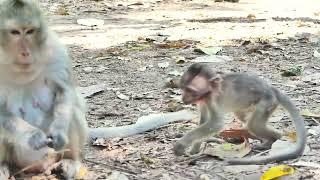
[[44, 31, 73, 87]]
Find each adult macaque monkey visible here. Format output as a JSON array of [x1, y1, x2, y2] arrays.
[[0, 0, 87, 179], [174, 63, 307, 165]]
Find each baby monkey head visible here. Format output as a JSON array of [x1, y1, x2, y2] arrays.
[[180, 63, 222, 104]]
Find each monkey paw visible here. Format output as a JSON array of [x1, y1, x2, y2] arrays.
[[189, 146, 201, 155], [173, 143, 187, 156], [47, 131, 68, 151], [28, 130, 50, 150]]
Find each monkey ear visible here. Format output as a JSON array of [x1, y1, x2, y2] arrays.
[[209, 75, 222, 88]]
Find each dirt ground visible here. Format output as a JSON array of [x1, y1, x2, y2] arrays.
[[36, 0, 320, 179]]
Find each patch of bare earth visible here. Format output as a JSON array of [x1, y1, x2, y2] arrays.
[[31, 0, 320, 179]]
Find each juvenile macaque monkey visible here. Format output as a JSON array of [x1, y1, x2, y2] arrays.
[[0, 0, 87, 178], [174, 63, 307, 165]]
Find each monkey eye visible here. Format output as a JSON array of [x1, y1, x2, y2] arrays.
[[10, 30, 20, 35], [26, 29, 35, 35], [185, 88, 196, 95]]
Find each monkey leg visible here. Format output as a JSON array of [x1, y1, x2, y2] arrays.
[[189, 105, 209, 155], [189, 139, 202, 155], [247, 99, 281, 150], [55, 107, 88, 179], [174, 118, 224, 156]]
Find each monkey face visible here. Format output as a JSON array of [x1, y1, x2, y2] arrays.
[[0, 14, 45, 73], [181, 75, 212, 104], [7, 27, 36, 68], [182, 86, 211, 105]]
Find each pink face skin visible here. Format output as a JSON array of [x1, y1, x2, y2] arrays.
[[2, 20, 42, 74], [182, 75, 212, 104]]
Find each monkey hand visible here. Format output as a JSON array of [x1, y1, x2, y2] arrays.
[[47, 130, 68, 151], [27, 129, 50, 150], [173, 142, 187, 156]]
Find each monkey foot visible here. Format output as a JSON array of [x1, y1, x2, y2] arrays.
[[173, 143, 187, 156], [189, 148, 201, 155]]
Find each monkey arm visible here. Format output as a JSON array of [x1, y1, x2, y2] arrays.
[[88, 110, 197, 141], [47, 47, 74, 132], [0, 115, 48, 149], [1, 115, 38, 136], [49, 88, 73, 133], [46, 55, 76, 150]]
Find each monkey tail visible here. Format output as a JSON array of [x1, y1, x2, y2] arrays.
[[88, 110, 197, 142], [227, 88, 307, 165]]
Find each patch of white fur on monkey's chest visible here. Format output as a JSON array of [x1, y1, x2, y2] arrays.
[[5, 85, 55, 127]]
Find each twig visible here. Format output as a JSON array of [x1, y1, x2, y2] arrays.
[[251, 149, 271, 157], [311, 118, 320, 125], [84, 158, 139, 177], [216, 173, 229, 180]]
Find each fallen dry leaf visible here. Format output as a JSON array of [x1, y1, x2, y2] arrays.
[[219, 129, 257, 140], [116, 91, 130, 100], [157, 41, 188, 49], [77, 84, 107, 98], [261, 165, 294, 180], [194, 46, 222, 55], [300, 109, 320, 118], [281, 65, 303, 77], [247, 14, 256, 19], [140, 153, 154, 165], [283, 130, 297, 142], [203, 140, 251, 159]]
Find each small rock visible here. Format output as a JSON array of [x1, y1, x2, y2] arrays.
[[83, 67, 93, 73], [168, 70, 183, 76], [158, 62, 170, 68], [199, 174, 210, 180], [116, 91, 130, 100], [96, 65, 106, 73]]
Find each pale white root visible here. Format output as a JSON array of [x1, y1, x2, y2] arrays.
[[89, 110, 197, 141]]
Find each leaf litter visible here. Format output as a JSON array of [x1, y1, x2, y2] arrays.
[[29, 0, 320, 179]]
